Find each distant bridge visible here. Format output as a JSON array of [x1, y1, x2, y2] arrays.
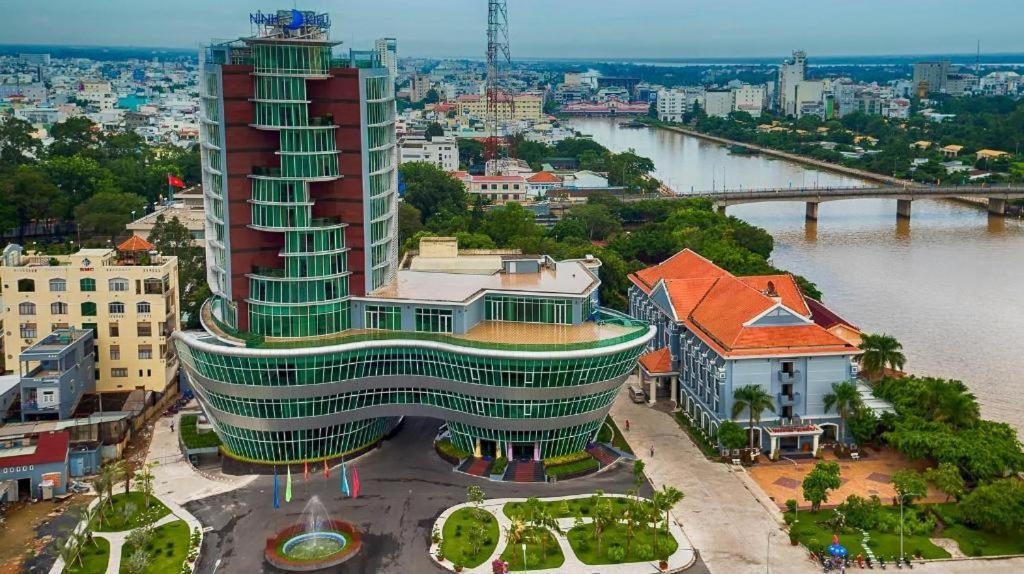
[[626, 184, 1024, 220]]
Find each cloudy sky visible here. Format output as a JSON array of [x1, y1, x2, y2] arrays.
[[4, 0, 1022, 59]]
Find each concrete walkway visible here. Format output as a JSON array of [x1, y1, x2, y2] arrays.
[[610, 382, 818, 574], [431, 494, 695, 574]]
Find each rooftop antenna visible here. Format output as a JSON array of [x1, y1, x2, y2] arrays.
[[485, 0, 515, 169], [975, 40, 981, 76]]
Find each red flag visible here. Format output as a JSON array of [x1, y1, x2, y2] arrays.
[[304, 461, 309, 481], [167, 174, 185, 188], [323, 460, 330, 479], [351, 467, 360, 499]]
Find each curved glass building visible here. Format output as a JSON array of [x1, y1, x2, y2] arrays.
[[175, 10, 654, 464]]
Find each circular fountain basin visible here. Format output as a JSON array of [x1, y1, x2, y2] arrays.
[[281, 531, 347, 560]]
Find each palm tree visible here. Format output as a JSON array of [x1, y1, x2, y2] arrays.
[[504, 517, 527, 563], [858, 333, 906, 379], [731, 385, 775, 449], [90, 474, 110, 527], [532, 506, 561, 561], [934, 387, 981, 428], [592, 498, 615, 558], [652, 486, 684, 557], [823, 381, 863, 446]]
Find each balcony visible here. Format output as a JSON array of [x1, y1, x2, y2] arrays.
[[777, 370, 802, 383], [777, 392, 801, 406]]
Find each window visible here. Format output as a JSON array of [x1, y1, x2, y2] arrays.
[[137, 302, 151, 314], [109, 345, 121, 360], [109, 302, 125, 314], [80, 278, 96, 292], [49, 278, 67, 292], [81, 302, 97, 316], [51, 302, 68, 315], [485, 295, 572, 324], [109, 322, 119, 337], [414, 308, 452, 333], [111, 368, 128, 378], [18, 302, 36, 315], [51, 323, 69, 332], [364, 305, 401, 330], [138, 345, 153, 360], [19, 323, 37, 339], [137, 322, 152, 337], [108, 278, 128, 292], [143, 277, 165, 295], [16, 278, 35, 292]]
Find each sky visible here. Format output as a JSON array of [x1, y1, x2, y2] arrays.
[[3, 0, 1022, 60]]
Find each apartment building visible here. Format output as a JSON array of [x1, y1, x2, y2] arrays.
[[455, 93, 543, 122], [0, 242, 180, 394], [399, 135, 459, 171]]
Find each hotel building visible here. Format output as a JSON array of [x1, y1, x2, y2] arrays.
[[173, 11, 653, 465], [629, 250, 873, 456]]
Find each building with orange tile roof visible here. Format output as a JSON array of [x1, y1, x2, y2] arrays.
[[629, 249, 864, 456]]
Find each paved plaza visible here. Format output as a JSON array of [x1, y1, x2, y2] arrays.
[[748, 448, 947, 509]]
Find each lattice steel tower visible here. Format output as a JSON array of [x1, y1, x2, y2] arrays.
[[485, 0, 513, 163]]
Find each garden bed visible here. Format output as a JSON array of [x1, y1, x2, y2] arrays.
[[179, 414, 222, 450], [64, 536, 110, 574], [119, 519, 190, 574], [440, 507, 499, 568], [504, 496, 655, 521], [566, 521, 678, 565], [498, 527, 564, 571], [435, 439, 470, 466], [544, 457, 599, 480], [673, 412, 720, 458], [786, 508, 949, 560], [595, 417, 634, 454], [930, 503, 1024, 557], [92, 491, 171, 532]]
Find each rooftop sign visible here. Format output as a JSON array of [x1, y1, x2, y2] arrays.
[[250, 10, 330, 31]]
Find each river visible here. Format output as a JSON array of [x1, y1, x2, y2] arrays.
[[567, 117, 1024, 435]]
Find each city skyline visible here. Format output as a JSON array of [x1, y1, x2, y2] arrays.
[[2, 0, 1021, 59]]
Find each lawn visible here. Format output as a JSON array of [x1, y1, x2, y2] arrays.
[[930, 503, 1024, 557], [566, 521, 678, 564], [93, 492, 171, 532], [787, 509, 950, 560], [118, 519, 190, 574], [504, 496, 653, 521], [64, 537, 110, 574], [179, 414, 222, 449], [596, 417, 634, 454], [440, 507, 499, 568], [499, 527, 563, 571]]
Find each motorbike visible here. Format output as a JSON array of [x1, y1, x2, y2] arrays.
[[903, 556, 913, 569], [894, 555, 902, 569], [878, 556, 886, 569]]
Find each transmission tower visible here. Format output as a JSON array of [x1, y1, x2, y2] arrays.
[[485, 0, 514, 165]]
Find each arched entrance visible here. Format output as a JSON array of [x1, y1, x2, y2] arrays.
[[820, 423, 839, 443]]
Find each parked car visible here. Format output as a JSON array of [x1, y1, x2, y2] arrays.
[[628, 385, 647, 403]]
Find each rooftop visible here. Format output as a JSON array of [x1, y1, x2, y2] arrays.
[[367, 261, 597, 303], [0, 431, 69, 468], [21, 329, 92, 358]]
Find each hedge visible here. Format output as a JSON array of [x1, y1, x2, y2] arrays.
[[180, 414, 222, 449], [542, 451, 591, 467], [491, 457, 508, 475], [545, 457, 599, 479], [436, 439, 470, 463]]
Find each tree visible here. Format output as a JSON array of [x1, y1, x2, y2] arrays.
[[847, 408, 879, 446], [531, 506, 560, 560], [924, 462, 965, 502], [717, 420, 748, 451], [49, 117, 101, 158], [0, 117, 42, 169], [562, 204, 621, 241], [136, 462, 157, 509], [424, 122, 444, 141], [632, 459, 646, 489], [466, 485, 486, 522], [397, 202, 424, 247], [802, 461, 842, 511], [731, 385, 775, 449], [480, 203, 543, 247], [0, 166, 66, 244], [74, 191, 146, 241], [148, 215, 209, 329], [823, 381, 863, 446], [44, 155, 119, 218], [423, 88, 440, 104], [891, 469, 928, 506], [400, 161, 467, 222], [959, 479, 1024, 534], [606, 150, 657, 193], [590, 491, 614, 557], [858, 333, 906, 379], [90, 474, 110, 526], [654, 485, 684, 555], [458, 139, 484, 169], [123, 547, 151, 574]]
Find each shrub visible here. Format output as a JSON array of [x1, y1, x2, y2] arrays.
[[180, 415, 222, 449], [436, 439, 470, 460], [544, 457, 599, 478], [490, 458, 508, 475], [607, 546, 626, 562], [785, 499, 798, 514], [542, 451, 591, 466]]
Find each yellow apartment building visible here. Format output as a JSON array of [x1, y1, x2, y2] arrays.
[[455, 93, 544, 122], [0, 241, 180, 394]]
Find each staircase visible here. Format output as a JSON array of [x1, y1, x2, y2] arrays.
[[506, 460, 546, 483], [587, 444, 621, 468], [458, 458, 492, 478]]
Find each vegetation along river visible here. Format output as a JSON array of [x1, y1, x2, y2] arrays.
[[568, 117, 1024, 435]]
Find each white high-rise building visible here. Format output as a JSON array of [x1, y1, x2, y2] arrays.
[[733, 85, 766, 117], [375, 37, 398, 83], [656, 87, 704, 122], [703, 90, 735, 118], [778, 50, 807, 117]]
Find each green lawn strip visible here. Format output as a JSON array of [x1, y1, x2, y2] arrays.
[[788, 509, 949, 560], [930, 503, 1024, 557], [180, 414, 222, 449], [545, 457, 599, 478], [672, 412, 719, 458], [566, 521, 678, 565], [504, 496, 648, 521], [597, 417, 634, 454], [93, 492, 171, 532], [440, 507, 500, 568], [499, 527, 564, 571], [64, 536, 110, 574], [118, 519, 190, 574]]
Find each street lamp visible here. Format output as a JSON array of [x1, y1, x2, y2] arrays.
[[766, 530, 776, 574], [521, 542, 527, 568], [899, 495, 904, 561]]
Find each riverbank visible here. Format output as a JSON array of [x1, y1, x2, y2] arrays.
[[644, 120, 910, 186]]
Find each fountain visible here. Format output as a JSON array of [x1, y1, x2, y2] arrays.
[[265, 495, 363, 571]]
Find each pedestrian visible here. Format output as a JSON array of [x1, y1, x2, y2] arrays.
[[170, 420, 175, 433], [649, 445, 655, 458], [625, 419, 630, 432]]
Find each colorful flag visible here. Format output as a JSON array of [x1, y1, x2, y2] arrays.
[[304, 461, 309, 481], [273, 466, 280, 509], [324, 460, 330, 479], [285, 465, 293, 503], [351, 466, 360, 499], [167, 174, 185, 188], [340, 461, 349, 497]]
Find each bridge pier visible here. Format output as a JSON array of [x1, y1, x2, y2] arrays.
[[988, 197, 1007, 216], [896, 199, 912, 219], [805, 202, 819, 221]]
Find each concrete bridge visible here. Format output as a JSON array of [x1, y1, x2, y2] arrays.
[[632, 184, 1024, 220]]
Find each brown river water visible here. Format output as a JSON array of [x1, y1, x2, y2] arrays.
[[568, 117, 1024, 435]]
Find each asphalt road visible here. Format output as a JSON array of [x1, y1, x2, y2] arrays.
[[185, 416, 708, 574]]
